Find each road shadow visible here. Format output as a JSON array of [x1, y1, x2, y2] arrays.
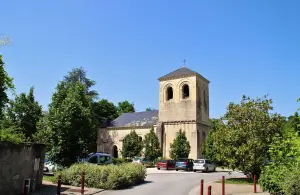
[[116, 180, 154, 191], [31, 183, 70, 195]]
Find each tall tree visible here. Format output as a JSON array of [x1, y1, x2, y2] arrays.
[[169, 129, 191, 159], [5, 87, 42, 139], [64, 67, 98, 100], [117, 101, 135, 115], [213, 95, 285, 178], [144, 127, 161, 161], [93, 99, 118, 127], [0, 55, 14, 118], [47, 81, 95, 167], [121, 130, 143, 158]]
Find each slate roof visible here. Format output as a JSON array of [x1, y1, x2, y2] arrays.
[[158, 67, 209, 82], [109, 110, 159, 128]]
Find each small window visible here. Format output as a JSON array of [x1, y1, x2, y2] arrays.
[[166, 87, 173, 101], [182, 84, 189, 99], [88, 156, 98, 164]]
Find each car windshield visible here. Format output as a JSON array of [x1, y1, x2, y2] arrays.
[[194, 160, 205, 163], [159, 160, 167, 163], [177, 159, 187, 162]]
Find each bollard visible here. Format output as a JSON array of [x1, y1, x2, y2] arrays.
[[222, 176, 225, 195], [254, 175, 257, 193], [57, 175, 61, 195], [23, 179, 29, 195], [81, 171, 85, 194], [200, 179, 204, 195], [207, 186, 212, 195]]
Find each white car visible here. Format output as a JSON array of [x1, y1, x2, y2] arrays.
[[193, 159, 216, 172], [44, 161, 60, 173]]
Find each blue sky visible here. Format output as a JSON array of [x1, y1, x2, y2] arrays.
[[1, 0, 299, 118]]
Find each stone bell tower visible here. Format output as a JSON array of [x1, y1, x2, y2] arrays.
[[157, 66, 210, 159]]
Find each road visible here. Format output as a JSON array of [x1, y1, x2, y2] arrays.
[[98, 168, 244, 195]]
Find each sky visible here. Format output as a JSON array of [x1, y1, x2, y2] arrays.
[[1, 0, 300, 118]]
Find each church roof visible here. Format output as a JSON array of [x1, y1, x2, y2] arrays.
[[108, 110, 158, 128], [158, 67, 209, 82]]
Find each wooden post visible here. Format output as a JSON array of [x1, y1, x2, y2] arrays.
[[81, 171, 85, 194], [254, 175, 257, 193], [207, 186, 211, 195], [200, 179, 204, 195], [57, 175, 61, 195], [222, 176, 225, 195]]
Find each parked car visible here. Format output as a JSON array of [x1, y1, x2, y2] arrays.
[[157, 160, 176, 170], [85, 152, 113, 165], [132, 157, 153, 167], [193, 159, 216, 172], [175, 158, 194, 171]]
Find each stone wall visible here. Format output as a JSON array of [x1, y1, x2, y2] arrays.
[[0, 142, 45, 195]]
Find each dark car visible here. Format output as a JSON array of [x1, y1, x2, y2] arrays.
[[175, 158, 194, 171], [157, 160, 176, 170]]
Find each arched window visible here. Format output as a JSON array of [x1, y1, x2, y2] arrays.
[[182, 84, 189, 99], [166, 87, 173, 101]]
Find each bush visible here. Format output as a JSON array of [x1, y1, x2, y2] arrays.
[[281, 166, 300, 195], [54, 163, 146, 190], [112, 158, 132, 165]]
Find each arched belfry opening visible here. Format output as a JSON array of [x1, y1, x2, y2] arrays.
[[166, 87, 173, 101], [112, 145, 118, 158], [182, 84, 189, 99]]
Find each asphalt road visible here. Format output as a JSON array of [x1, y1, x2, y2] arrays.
[[98, 168, 244, 195]]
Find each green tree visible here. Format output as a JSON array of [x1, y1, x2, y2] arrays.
[[0, 127, 25, 144], [117, 101, 135, 115], [63, 67, 98, 100], [32, 112, 52, 151], [144, 127, 161, 161], [121, 130, 143, 158], [145, 107, 155, 111], [47, 81, 95, 167], [0, 55, 14, 118], [169, 130, 190, 159], [93, 99, 118, 127], [216, 95, 285, 178], [202, 119, 226, 166], [5, 87, 43, 139]]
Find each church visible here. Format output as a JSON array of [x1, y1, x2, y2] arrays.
[[97, 66, 210, 159]]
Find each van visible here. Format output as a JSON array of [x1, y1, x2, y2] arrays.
[[85, 153, 112, 165]]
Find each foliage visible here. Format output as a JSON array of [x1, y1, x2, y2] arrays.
[[0, 55, 14, 118], [281, 166, 300, 195], [207, 95, 285, 178], [63, 67, 98, 100], [143, 127, 161, 161], [169, 129, 190, 159], [93, 99, 118, 127], [112, 158, 132, 164], [0, 128, 25, 143], [202, 118, 225, 166], [32, 113, 52, 151], [47, 81, 95, 167], [121, 130, 143, 158], [54, 163, 146, 190], [259, 121, 300, 194], [117, 101, 135, 115], [5, 87, 43, 139], [145, 107, 155, 111]]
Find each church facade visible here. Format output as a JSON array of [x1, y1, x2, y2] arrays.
[[97, 66, 210, 159]]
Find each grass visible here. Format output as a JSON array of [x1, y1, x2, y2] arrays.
[[216, 177, 254, 185], [43, 175, 56, 183]]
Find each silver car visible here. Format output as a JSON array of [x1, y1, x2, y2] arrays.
[[193, 159, 216, 172]]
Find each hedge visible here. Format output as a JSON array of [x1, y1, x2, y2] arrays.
[[54, 163, 146, 190]]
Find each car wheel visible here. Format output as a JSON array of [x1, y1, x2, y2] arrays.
[[214, 167, 216, 172], [206, 168, 208, 172], [176, 169, 178, 171], [194, 170, 196, 172], [157, 168, 160, 170]]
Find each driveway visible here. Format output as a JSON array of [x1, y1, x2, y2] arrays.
[[98, 168, 244, 195]]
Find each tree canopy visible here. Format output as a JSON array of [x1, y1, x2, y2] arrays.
[[93, 99, 118, 127], [169, 129, 190, 159], [144, 127, 161, 161], [117, 101, 135, 115], [121, 130, 143, 158]]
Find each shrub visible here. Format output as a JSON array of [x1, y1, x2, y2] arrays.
[[281, 165, 300, 195], [54, 163, 146, 190], [112, 158, 132, 165]]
